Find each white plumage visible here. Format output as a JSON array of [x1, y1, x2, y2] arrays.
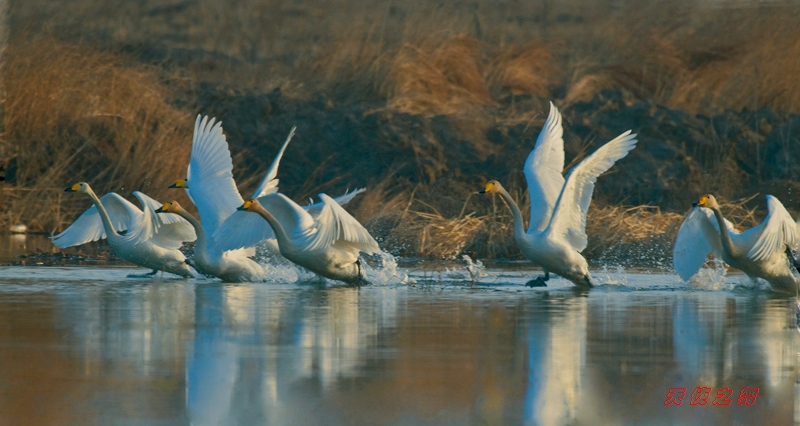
[[52, 182, 196, 277], [673, 194, 799, 294], [482, 102, 637, 287], [228, 193, 380, 284], [167, 115, 364, 281]]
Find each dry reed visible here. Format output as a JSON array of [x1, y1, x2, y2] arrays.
[[3, 39, 193, 233]]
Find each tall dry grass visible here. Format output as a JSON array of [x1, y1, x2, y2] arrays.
[[12, 1, 800, 115], [3, 40, 193, 233]]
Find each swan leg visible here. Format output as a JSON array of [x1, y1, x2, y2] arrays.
[[525, 270, 549, 288], [127, 269, 159, 278], [583, 275, 593, 288], [786, 245, 800, 273], [352, 258, 369, 286]]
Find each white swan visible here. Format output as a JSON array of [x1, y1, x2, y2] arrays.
[[228, 194, 380, 284], [52, 182, 196, 278], [480, 102, 637, 287], [166, 116, 363, 282], [673, 193, 799, 294]]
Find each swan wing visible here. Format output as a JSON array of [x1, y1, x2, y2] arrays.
[[131, 191, 197, 249], [187, 115, 244, 236], [744, 195, 798, 262], [51, 193, 139, 248], [251, 126, 296, 198], [304, 188, 366, 217], [305, 193, 380, 254], [544, 131, 638, 251], [212, 193, 315, 251], [673, 207, 725, 281], [524, 102, 566, 232]]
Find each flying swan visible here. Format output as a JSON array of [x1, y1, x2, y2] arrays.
[[673, 193, 799, 294], [163, 116, 363, 282], [480, 102, 637, 287], [52, 182, 196, 278]]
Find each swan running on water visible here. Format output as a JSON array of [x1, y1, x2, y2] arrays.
[[480, 102, 637, 288], [161, 115, 291, 282], [165, 115, 364, 282], [225, 195, 380, 284], [52, 182, 196, 278], [673, 193, 799, 294]]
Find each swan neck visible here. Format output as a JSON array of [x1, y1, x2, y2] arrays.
[[176, 208, 206, 246], [252, 205, 291, 248], [710, 207, 736, 255], [497, 186, 527, 239], [87, 189, 119, 237]]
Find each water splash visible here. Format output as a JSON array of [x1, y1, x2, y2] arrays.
[[363, 250, 414, 285], [443, 255, 487, 283], [689, 258, 732, 290], [593, 265, 628, 286]]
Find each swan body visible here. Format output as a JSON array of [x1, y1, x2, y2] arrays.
[[673, 194, 799, 294], [156, 201, 264, 282], [481, 102, 637, 287], [52, 182, 196, 278], [169, 115, 365, 281], [225, 195, 380, 284]]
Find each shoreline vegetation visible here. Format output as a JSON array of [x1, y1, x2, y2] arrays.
[[3, 0, 799, 265]]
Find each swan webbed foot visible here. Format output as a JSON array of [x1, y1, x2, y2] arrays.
[[525, 277, 547, 287], [127, 269, 159, 278], [525, 271, 550, 288]]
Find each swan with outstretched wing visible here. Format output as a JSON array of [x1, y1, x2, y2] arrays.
[[226, 193, 379, 284], [481, 102, 637, 288], [52, 182, 196, 277], [673, 194, 799, 294]]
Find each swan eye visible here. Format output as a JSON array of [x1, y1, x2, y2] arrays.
[[484, 182, 494, 192]]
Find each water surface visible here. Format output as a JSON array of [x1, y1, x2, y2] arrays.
[[0, 261, 797, 425]]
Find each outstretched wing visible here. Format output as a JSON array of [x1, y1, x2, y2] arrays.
[[673, 208, 723, 281], [524, 102, 566, 233], [743, 195, 798, 262], [305, 188, 365, 217], [187, 115, 244, 236], [251, 126, 297, 198], [130, 191, 196, 249], [544, 131, 638, 251], [305, 193, 380, 254], [212, 192, 316, 252], [51, 193, 140, 248]]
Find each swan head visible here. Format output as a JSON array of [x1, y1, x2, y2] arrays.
[[480, 180, 502, 194], [237, 198, 260, 211], [155, 201, 182, 214], [65, 182, 91, 194], [694, 193, 719, 209], [169, 179, 188, 189]]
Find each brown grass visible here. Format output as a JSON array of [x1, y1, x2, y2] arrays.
[[3, 39, 193, 233], [5, 0, 800, 264]]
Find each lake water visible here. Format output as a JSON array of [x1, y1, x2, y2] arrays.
[[0, 236, 798, 425]]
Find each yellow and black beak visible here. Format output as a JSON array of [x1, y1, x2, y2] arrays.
[[65, 183, 79, 192], [155, 202, 170, 214], [237, 200, 252, 211], [169, 179, 187, 189], [479, 182, 494, 194], [696, 195, 708, 207]]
